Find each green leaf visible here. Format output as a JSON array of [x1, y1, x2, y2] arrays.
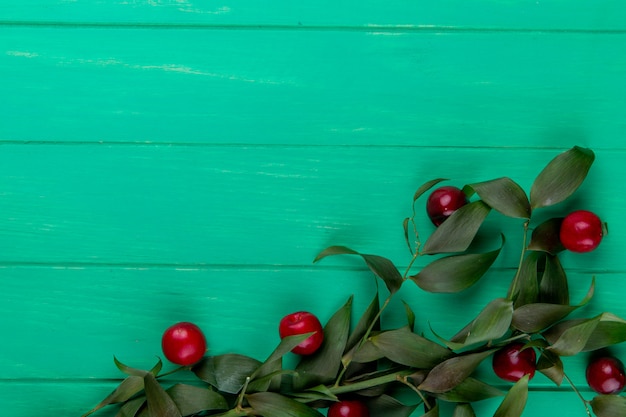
[[581, 313, 626, 351], [418, 350, 495, 393], [492, 375, 529, 417], [411, 238, 502, 293], [350, 338, 384, 363], [314, 246, 403, 294], [420, 404, 439, 417], [421, 201, 491, 255], [247, 392, 324, 417], [530, 146, 595, 209], [543, 315, 602, 356], [295, 297, 352, 388], [114, 357, 162, 378], [466, 177, 530, 219], [414, 178, 449, 203], [83, 372, 152, 417], [370, 327, 453, 369], [536, 350, 564, 386], [346, 292, 380, 353], [590, 395, 626, 416], [366, 394, 420, 417], [539, 254, 569, 305], [143, 373, 182, 417], [512, 277, 594, 333], [115, 397, 146, 417], [435, 377, 503, 402], [289, 384, 338, 402], [167, 384, 228, 415], [447, 298, 513, 348], [192, 354, 262, 394], [452, 404, 476, 417], [403, 300, 416, 332], [527, 218, 565, 254], [508, 251, 543, 308]]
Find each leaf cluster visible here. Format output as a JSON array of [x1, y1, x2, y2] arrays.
[[84, 147, 626, 417]]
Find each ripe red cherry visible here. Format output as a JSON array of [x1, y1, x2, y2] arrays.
[[492, 343, 536, 382], [327, 400, 370, 417], [279, 311, 324, 355], [426, 186, 469, 226], [559, 210, 604, 253], [586, 356, 626, 394], [161, 322, 207, 366]]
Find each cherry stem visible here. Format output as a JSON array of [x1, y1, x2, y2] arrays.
[[328, 370, 414, 396]]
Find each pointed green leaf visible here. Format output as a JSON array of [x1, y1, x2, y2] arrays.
[[591, 395, 626, 416], [449, 298, 513, 347], [350, 338, 384, 363], [581, 313, 626, 351], [143, 373, 182, 417], [295, 297, 352, 388], [512, 277, 594, 333], [536, 350, 564, 386], [403, 217, 413, 253], [247, 392, 324, 417], [115, 397, 146, 417], [508, 251, 543, 308], [403, 300, 416, 332], [290, 384, 338, 402], [314, 246, 403, 294], [370, 327, 453, 369], [544, 315, 601, 356], [192, 354, 262, 394], [414, 178, 449, 203], [411, 239, 502, 293], [420, 404, 439, 417], [527, 218, 565, 254], [167, 384, 228, 415], [418, 350, 495, 393], [346, 292, 380, 352], [539, 254, 569, 305], [530, 146, 595, 209], [82, 376, 145, 417], [466, 177, 530, 219], [492, 375, 529, 417], [435, 377, 503, 402], [453, 403, 476, 417], [422, 201, 491, 255], [113, 357, 162, 377], [366, 394, 420, 417]]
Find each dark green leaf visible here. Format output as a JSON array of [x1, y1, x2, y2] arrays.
[[113, 357, 162, 378], [536, 350, 564, 386], [350, 338, 384, 363], [115, 397, 146, 417], [530, 146, 595, 209], [314, 246, 403, 294], [539, 254, 569, 305], [403, 217, 413, 253], [192, 354, 262, 394], [453, 404, 476, 417], [435, 378, 503, 402], [543, 315, 602, 356], [420, 404, 439, 417], [367, 394, 421, 417], [167, 384, 228, 415], [411, 239, 502, 293], [508, 251, 543, 308], [247, 392, 324, 417], [421, 201, 491, 255], [466, 177, 530, 219], [414, 178, 449, 203], [82, 376, 145, 416], [295, 297, 352, 388], [418, 350, 495, 393], [590, 395, 626, 416], [492, 375, 529, 417], [403, 300, 416, 332], [447, 298, 513, 348], [512, 277, 594, 333], [346, 292, 380, 353], [581, 313, 626, 351], [290, 384, 338, 402], [527, 218, 565, 254], [143, 373, 182, 417], [370, 327, 453, 368]]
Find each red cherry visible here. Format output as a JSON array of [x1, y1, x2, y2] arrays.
[[327, 400, 370, 417], [161, 322, 207, 366], [426, 186, 468, 226], [279, 311, 324, 355], [586, 356, 626, 394], [559, 210, 604, 253], [492, 343, 536, 382]]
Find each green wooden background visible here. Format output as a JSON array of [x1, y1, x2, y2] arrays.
[[2, 1, 626, 416]]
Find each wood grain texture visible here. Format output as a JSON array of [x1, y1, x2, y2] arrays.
[[2, 1, 626, 416], [2, 0, 626, 30], [2, 28, 625, 145]]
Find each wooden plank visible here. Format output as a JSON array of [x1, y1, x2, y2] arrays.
[[3, 266, 623, 383], [2, 28, 625, 146], [1, 0, 626, 30], [1, 145, 624, 268]]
